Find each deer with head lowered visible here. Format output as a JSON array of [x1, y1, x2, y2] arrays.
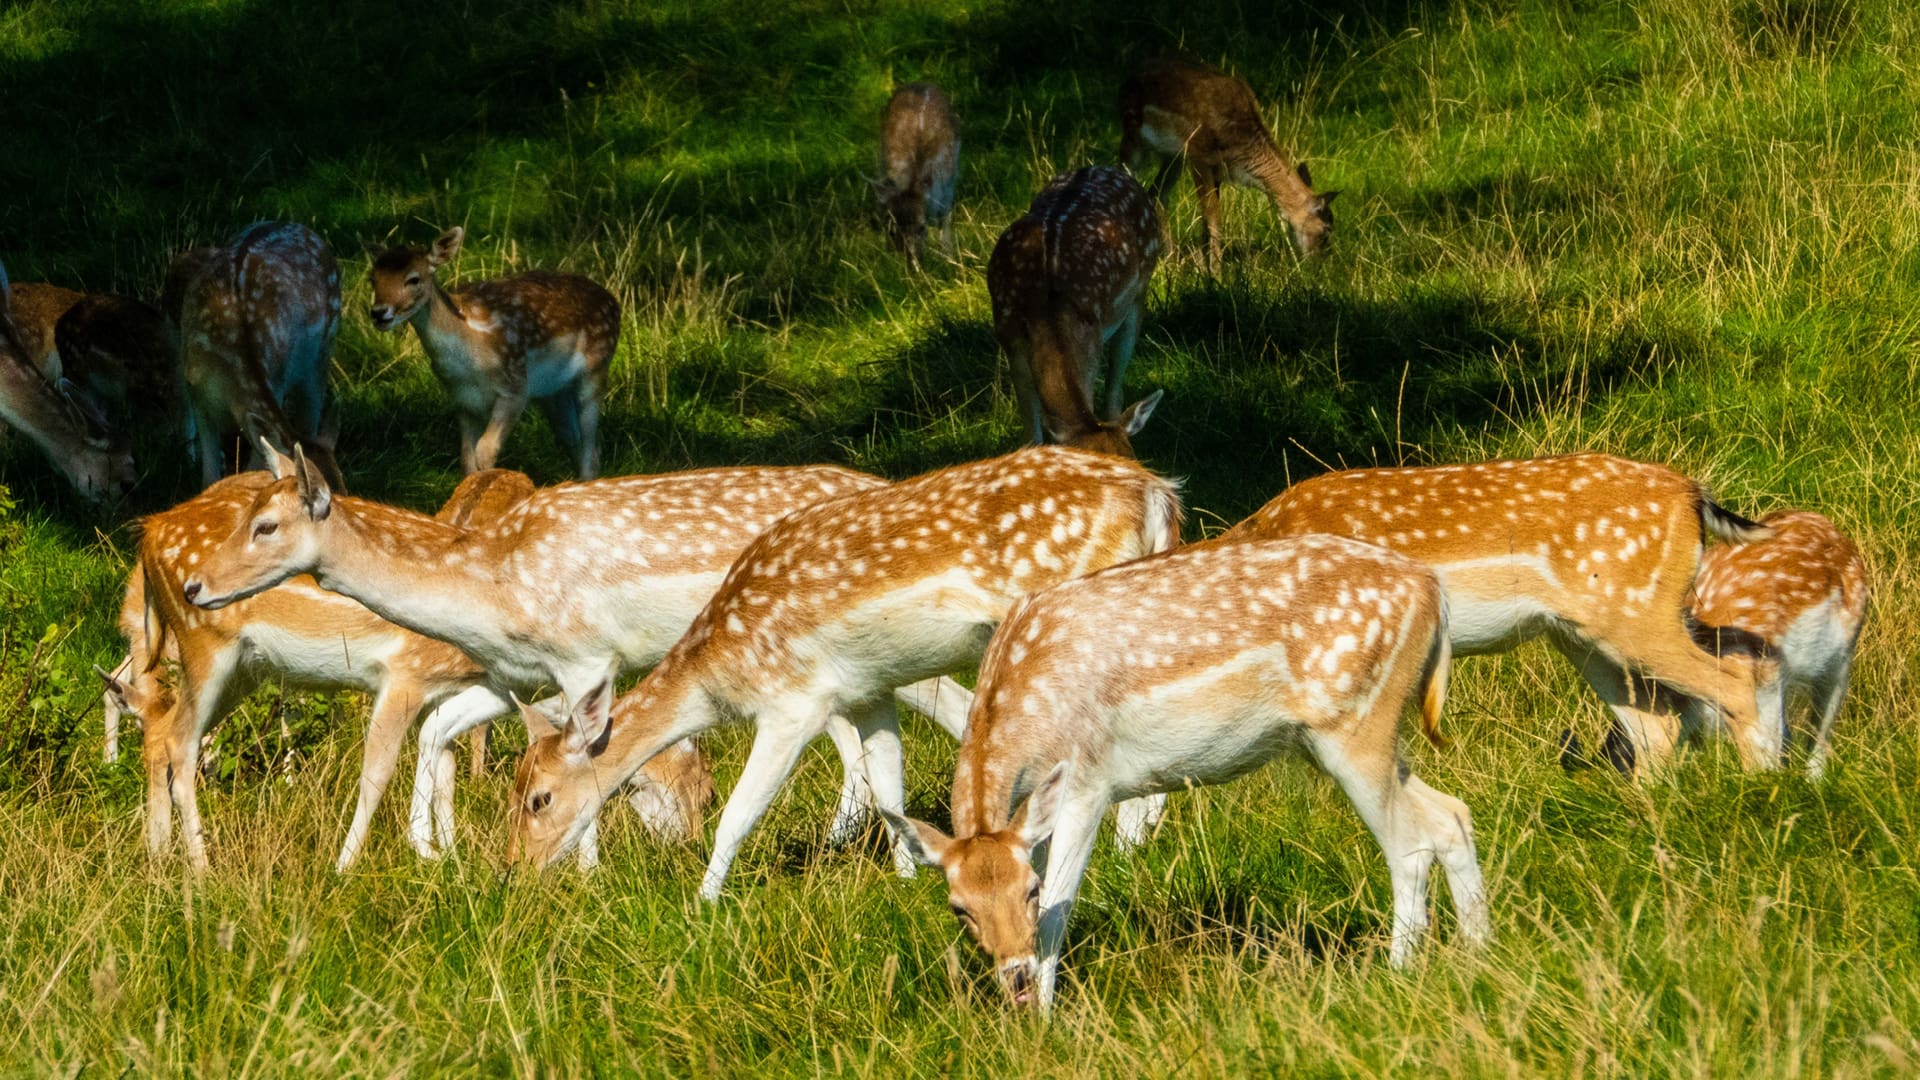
[[178, 222, 344, 489], [507, 445, 1184, 899], [369, 227, 617, 479], [887, 535, 1489, 1010], [0, 261, 134, 502], [873, 83, 960, 269], [1118, 56, 1338, 268], [989, 165, 1165, 458], [179, 449, 977, 860], [101, 467, 713, 871], [1224, 454, 1773, 769], [7, 282, 176, 462]]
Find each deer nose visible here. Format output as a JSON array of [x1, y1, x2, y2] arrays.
[[182, 581, 201, 603], [370, 305, 393, 323]]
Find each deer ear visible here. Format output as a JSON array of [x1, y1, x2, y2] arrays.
[[882, 810, 955, 867], [1318, 190, 1340, 207], [94, 664, 131, 709], [1010, 760, 1071, 848], [562, 676, 615, 756], [1119, 388, 1163, 437], [1296, 161, 1313, 188], [429, 227, 464, 267], [255, 431, 297, 479], [292, 444, 332, 521]]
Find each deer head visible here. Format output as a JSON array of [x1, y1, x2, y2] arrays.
[[369, 227, 463, 331]]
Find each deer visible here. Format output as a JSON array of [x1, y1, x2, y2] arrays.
[[3, 282, 173, 472], [368, 226, 617, 480], [1117, 56, 1339, 268], [1222, 453, 1774, 770], [100, 467, 714, 871], [886, 534, 1490, 1009], [178, 448, 979, 858], [178, 222, 344, 489], [507, 445, 1185, 900], [0, 261, 134, 502], [989, 165, 1165, 458], [4, 282, 84, 379], [873, 83, 960, 269]]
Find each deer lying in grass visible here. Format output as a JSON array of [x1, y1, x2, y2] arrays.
[[369, 227, 618, 479], [1224, 454, 1772, 769], [874, 83, 959, 268], [989, 165, 1164, 457], [887, 535, 1489, 1009], [178, 222, 344, 488], [1118, 57, 1338, 267], [507, 445, 1183, 898], [103, 468, 713, 870], [180, 449, 976, 860], [0, 262, 134, 502]]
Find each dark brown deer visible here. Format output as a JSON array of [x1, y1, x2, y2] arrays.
[[873, 83, 960, 268], [1118, 57, 1338, 267], [0, 263, 133, 501], [988, 165, 1164, 458]]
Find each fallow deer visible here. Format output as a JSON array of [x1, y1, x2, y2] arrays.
[[988, 165, 1165, 457], [1117, 56, 1338, 267], [179, 450, 977, 857], [369, 227, 617, 479], [887, 535, 1490, 1009], [0, 262, 133, 502], [507, 445, 1184, 899], [873, 83, 960, 268], [1223, 453, 1772, 769], [1687, 510, 1868, 778], [102, 467, 713, 871], [3, 283, 173, 472], [178, 222, 344, 488], [4, 282, 83, 379]]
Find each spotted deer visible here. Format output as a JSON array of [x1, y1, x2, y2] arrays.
[[3, 282, 173, 471], [989, 166, 1165, 457], [1685, 510, 1868, 778], [1117, 56, 1338, 267], [1224, 454, 1772, 769], [887, 535, 1489, 1009], [873, 83, 960, 268], [100, 468, 713, 871], [180, 450, 976, 860], [369, 227, 617, 479], [178, 222, 344, 488], [0, 262, 134, 501], [4, 282, 83, 380], [508, 445, 1184, 899]]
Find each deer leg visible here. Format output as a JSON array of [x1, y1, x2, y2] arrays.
[[1149, 155, 1182, 202], [334, 680, 422, 872], [823, 714, 873, 848], [1100, 304, 1144, 421], [1402, 774, 1491, 947], [1554, 639, 1684, 772], [1194, 166, 1225, 272], [172, 654, 244, 872], [407, 684, 513, 858], [573, 379, 602, 481], [1805, 656, 1852, 780], [1033, 798, 1104, 1012], [698, 699, 832, 901], [891, 675, 973, 740], [470, 395, 527, 474], [456, 410, 485, 475], [847, 697, 913, 879], [102, 652, 134, 764], [1007, 343, 1046, 445], [192, 404, 223, 487], [467, 724, 489, 776], [1603, 621, 1774, 770], [1308, 727, 1433, 965], [1111, 793, 1166, 852]]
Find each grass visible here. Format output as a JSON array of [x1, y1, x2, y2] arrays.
[[2, 0, 1919, 1072]]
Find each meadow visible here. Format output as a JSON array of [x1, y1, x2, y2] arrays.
[[1, 0, 1917, 1073]]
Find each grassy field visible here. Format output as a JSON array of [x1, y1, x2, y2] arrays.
[[3, 0, 1918, 1072]]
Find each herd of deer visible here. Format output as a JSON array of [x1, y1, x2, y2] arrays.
[[0, 59, 1871, 1010]]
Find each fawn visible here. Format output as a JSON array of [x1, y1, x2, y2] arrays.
[[873, 83, 960, 268], [0, 262, 133, 501]]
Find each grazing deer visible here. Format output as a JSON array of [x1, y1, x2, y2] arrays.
[[989, 166, 1165, 457], [873, 83, 960, 268], [5, 282, 83, 379], [4, 283, 174, 469], [0, 262, 134, 502], [1224, 453, 1773, 769], [887, 535, 1490, 1009], [369, 227, 617, 479], [179, 222, 343, 488], [1686, 510, 1868, 778], [507, 446, 1184, 899], [180, 450, 977, 852], [1117, 57, 1338, 267]]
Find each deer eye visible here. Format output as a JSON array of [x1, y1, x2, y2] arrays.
[[949, 902, 971, 923], [405, 274, 421, 287], [528, 791, 552, 815], [1026, 881, 1042, 903], [252, 520, 279, 539]]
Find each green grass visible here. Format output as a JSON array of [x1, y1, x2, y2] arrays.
[[3, 0, 1919, 1072]]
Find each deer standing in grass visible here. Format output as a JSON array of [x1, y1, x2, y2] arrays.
[[1224, 454, 1773, 769], [873, 83, 959, 269], [5, 282, 173, 471], [103, 468, 713, 870], [888, 535, 1489, 1009], [178, 222, 344, 488], [1118, 57, 1338, 267], [179, 450, 977, 860], [0, 261, 134, 501], [507, 446, 1183, 898], [989, 166, 1165, 457], [369, 227, 617, 479]]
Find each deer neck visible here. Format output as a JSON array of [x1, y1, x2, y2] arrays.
[[308, 499, 498, 658], [949, 716, 1058, 839], [0, 348, 96, 461], [1241, 142, 1316, 221], [409, 280, 486, 371], [589, 652, 720, 805]]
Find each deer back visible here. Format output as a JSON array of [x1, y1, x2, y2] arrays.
[[0, 268, 129, 501], [1693, 510, 1868, 648], [4, 282, 84, 379]]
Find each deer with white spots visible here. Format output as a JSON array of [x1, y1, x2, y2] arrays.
[[1118, 57, 1338, 267], [178, 222, 344, 489], [989, 165, 1165, 457], [1224, 453, 1774, 769], [0, 261, 134, 501], [507, 445, 1184, 899], [873, 82, 960, 269], [178, 449, 976, 860], [887, 535, 1488, 1009], [1685, 510, 1868, 778], [369, 227, 617, 479], [101, 467, 713, 870]]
